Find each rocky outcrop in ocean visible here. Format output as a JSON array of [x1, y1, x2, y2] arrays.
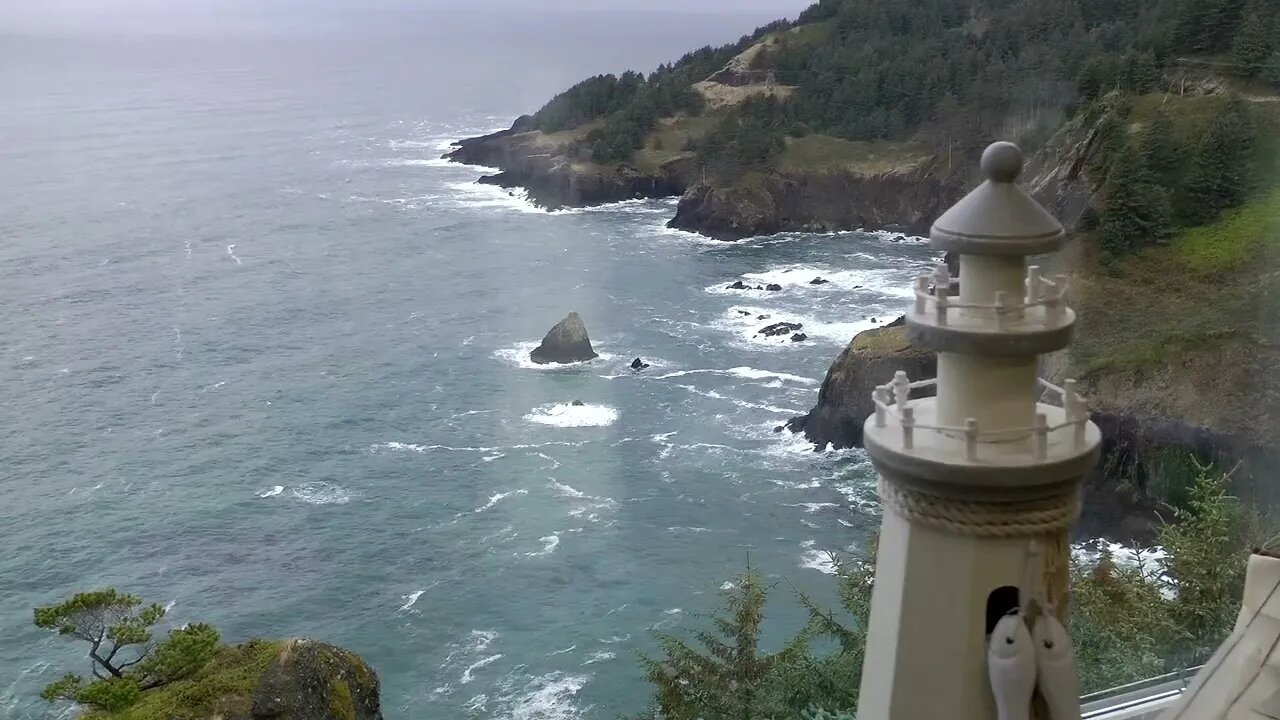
[[530, 312, 599, 364], [783, 317, 928, 450]]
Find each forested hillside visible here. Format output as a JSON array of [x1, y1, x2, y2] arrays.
[[529, 0, 1278, 173]]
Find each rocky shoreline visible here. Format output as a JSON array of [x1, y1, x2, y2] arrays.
[[444, 124, 970, 240]]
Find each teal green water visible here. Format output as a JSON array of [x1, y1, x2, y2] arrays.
[[0, 26, 940, 719]]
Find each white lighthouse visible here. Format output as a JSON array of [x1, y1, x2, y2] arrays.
[[856, 142, 1102, 719]]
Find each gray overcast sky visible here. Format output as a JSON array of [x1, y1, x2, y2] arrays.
[[1, 0, 812, 35]]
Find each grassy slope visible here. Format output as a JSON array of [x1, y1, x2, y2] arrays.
[[778, 135, 930, 174], [1070, 90, 1280, 444], [84, 641, 283, 720]]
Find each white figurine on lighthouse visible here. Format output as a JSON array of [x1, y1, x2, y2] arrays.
[[856, 141, 1102, 720]]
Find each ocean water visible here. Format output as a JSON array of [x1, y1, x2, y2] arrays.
[[0, 21, 941, 720]]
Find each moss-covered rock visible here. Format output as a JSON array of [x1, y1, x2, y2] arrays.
[[785, 320, 934, 450], [251, 639, 381, 720], [85, 639, 381, 720]]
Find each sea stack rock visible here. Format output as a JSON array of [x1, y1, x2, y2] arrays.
[[530, 312, 599, 364]]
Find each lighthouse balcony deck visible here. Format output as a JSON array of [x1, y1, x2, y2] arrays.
[[906, 264, 1076, 356], [862, 375, 1101, 499]]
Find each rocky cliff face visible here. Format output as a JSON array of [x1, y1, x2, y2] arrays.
[[1023, 99, 1120, 227], [669, 160, 968, 240]]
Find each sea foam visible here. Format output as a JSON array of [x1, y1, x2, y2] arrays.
[[493, 342, 614, 371], [524, 403, 618, 428], [496, 671, 591, 720], [290, 481, 352, 505], [718, 305, 902, 347]]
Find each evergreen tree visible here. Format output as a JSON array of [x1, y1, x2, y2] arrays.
[[640, 570, 809, 720], [1173, 0, 1215, 52], [1173, 0, 1246, 54], [1231, 0, 1276, 76], [34, 590, 220, 712], [1139, 109, 1180, 184], [1121, 51, 1162, 93], [1183, 100, 1256, 224], [1100, 141, 1173, 256]]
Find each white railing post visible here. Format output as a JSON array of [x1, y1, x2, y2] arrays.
[[1026, 265, 1043, 303], [901, 406, 915, 450], [1065, 378, 1086, 448], [994, 291, 1008, 330], [1034, 413, 1048, 460], [1045, 281, 1063, 325], [893, 371, 910, 409], [914, 276, 929, 315], [874, 387, 888, 428], [965, 419, 979, 460]]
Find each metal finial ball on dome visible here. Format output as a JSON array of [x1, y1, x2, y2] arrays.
[[981, 141, 1023, 183]]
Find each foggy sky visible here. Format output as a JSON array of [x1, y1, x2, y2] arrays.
[[1, 0, 812, 35]]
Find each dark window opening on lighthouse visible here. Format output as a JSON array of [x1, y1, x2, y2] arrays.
[[986, 586, 1021, 636]]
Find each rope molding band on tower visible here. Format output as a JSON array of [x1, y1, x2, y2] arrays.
[[877, 477, 1080, 537]]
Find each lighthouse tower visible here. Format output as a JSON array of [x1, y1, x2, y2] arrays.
[[856, 142, 1102, 719]]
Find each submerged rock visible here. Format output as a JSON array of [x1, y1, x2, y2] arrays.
[[530, 312, 598, 365], [791, 333, 808, 342], [571, 399, 585, 406], [758, 321, 803, 337], [727, 280, 750, 290], [765, 283, 783, 291], [810, 277, 830, 285], [630, 357, 650, 370]]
